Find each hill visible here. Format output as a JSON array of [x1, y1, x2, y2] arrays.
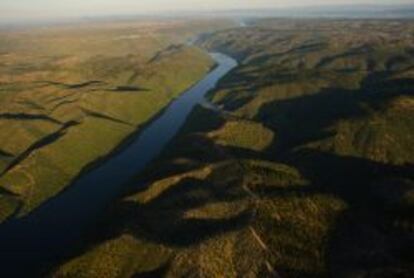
[[52, 19, 414, 277], [0, 19, 235, 221]]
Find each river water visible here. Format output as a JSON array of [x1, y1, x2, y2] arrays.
[[0, 52, 237, 276]]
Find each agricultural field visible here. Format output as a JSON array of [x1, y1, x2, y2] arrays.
[[54, 19, 414, 277], [0, 19, 235, 221]]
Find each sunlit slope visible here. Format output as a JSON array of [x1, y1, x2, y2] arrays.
[[0, 19, 234, 84], [54, 19, 414, 278], [195, 19, 414, 276], [0, 39, 214, 220], [55, 99, 413, 277], [54, 106, 348, 277], [198, 19, 414, 165]]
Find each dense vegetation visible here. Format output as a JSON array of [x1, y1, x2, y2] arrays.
[[0, 19, 237, 221], [53, 19, 414, 277]]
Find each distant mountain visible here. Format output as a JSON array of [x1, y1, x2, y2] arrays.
[[197, 5, 414, 19]]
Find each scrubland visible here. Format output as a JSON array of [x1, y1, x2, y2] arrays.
[[53, 19, 414, 277], [1, 18, 413, 277]]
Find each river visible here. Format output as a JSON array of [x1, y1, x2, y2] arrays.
[[0, 52, 237, 276]]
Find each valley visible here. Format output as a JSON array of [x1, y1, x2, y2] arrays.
[[0, 16, 413, 278], [0, 19, 233, 221], [53, 19, 414, 277]]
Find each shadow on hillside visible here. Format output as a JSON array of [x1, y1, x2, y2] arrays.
[[0, 149, 13, 158], [39, 80, 104, 90], [0, 112, 61, 124], [128, 106, 229, 191], [132, 261, 171, 278], [120, 69, 414, 275], [282, 149, 414, 276], [48, 70, 414, 276], [1, 120, 80, 176], [45, 132, 414, 276], [0, 186, 18, 197], [206, 144, 413, 276], [249, 71, 414, 275], [132, 146, 414, 276], [80, 107, 132, 126], [112, 85, 149, 92], [95, 175, 251, 246], [257, 72, 414, 152], [47, 166, 256, 276]]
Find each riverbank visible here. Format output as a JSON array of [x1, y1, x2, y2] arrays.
[[0, 52, 237, 277]]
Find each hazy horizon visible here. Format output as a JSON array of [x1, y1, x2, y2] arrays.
[[1, 0, 414, 23]]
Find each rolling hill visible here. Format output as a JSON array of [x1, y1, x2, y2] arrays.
[[52, 19, 414, 277]]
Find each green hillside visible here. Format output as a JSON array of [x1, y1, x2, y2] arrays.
[[53, 19, 414, 277], [0, 20, 221, 220]]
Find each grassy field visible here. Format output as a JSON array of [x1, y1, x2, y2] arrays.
[[0, 19, 238, 220], [53, 19, 414, 277]]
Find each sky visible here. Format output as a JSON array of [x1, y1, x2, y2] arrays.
[[1, 0, 413, 23]]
